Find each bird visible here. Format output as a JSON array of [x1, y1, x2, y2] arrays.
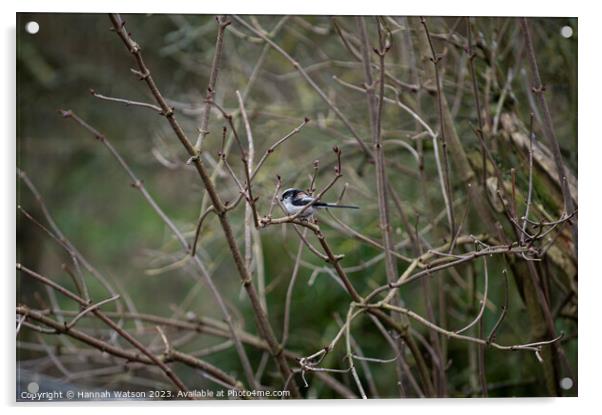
[[280, 188, 359, 218]]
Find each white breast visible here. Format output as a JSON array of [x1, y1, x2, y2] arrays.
[[283, 198, 315, 217]]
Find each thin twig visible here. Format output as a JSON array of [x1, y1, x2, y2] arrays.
[[465, 17, 487, 190], [420, 17, 456, 239], [191, 206, 215, 257], [65, 294, 121, 330], [281, 231, 305, 347], [236, 90, 260, 229], [455, 256, 488, 335], [487, 270, 509, 343], [345, 305, 368, 398], [195, 15, 230, 151], [522, 113, 536, 243], [90, 89, 162, 113]]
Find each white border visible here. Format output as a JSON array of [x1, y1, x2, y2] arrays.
[[11, 0, 580, 16], [3, 1, 598, 414]]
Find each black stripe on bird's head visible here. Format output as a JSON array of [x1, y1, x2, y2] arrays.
[[281, 188, 308, 202]]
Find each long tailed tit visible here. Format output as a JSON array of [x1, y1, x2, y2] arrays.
[[280, 188, 359, 218]]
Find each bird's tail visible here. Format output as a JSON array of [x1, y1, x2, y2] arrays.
[[316, 202, 359, 209]]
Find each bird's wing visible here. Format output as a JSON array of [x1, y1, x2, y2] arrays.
[[293, 194, 315, 206]]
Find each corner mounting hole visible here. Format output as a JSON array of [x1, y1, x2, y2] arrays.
[[27, 382, 39, 394], [25, 21, 39, 35], [560, 26, 573, 38], [560, 377, 573, 390]]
